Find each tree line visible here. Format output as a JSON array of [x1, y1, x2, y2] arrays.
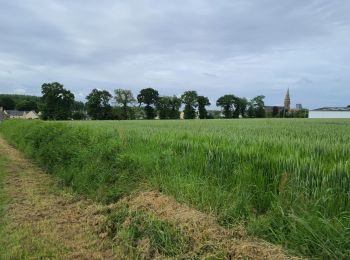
[[4, 82, 313, 120], [0, 94, 41, 112], [34, 82, 269, 120]]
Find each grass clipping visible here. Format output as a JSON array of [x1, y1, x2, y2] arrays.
[[99, 191, 294, 259]]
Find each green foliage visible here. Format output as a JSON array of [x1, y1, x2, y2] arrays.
[[207, 110, 222, 119], [0, 94, 41, 105], [72, 111, 86, 120], [216, 95, 237, 118], [236, 97, 248, 118], [137, 88, 159, 119], [181, 91, 198, 119], [216, 95, 248, 118], [197, 96, 210, 119], [156, 96, 181, 119], [0, 96, 16, 110], [73, 101, 86, 111], [114, 89, 135, 120], [41, 82, 75, 120], [248, 205, 350, 259], [72, 101, 87, 120], [1, 119, 349, 258], [294, 109, 308, 118], [112, 106, 136, 120], [86, 89, 113, 120], [16, 100, 38, 111], [0, 94, 42, 112], [248, 95, 266, 118]]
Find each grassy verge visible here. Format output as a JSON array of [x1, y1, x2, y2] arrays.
[[0, 156, 8, 237], [0, 154, 69, 259], [0, 119, 349, 258]]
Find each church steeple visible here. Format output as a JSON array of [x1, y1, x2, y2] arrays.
[[284, 88, 291, 111]]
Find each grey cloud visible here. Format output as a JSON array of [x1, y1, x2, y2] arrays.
[[0, 0, 349, 108]]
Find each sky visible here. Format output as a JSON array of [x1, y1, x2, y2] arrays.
[[0, 0, 349, 109]]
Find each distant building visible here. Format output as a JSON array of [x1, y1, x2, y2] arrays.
[[284, 88, 291, 111], [296, 104, 303, 110], [264, 106, 284, 114], [24, 111, 39, 119], [265, 89, 306, 117], [309, 107, 350, 118], [3, 109, 39, 120], [4, 110, 25, 119]]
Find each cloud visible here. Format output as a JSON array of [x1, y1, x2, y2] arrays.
[[0, 0, 349, 108]]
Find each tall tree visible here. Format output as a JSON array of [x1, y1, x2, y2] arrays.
[[247, 95, 266, 118], [137, 88, 159, 119], [169, 96, 182, 119], [86, 89, 113, 120], [181, 91, 198, 119], [216, 95, 237, 118], [156, 96, 172, 119], [156, 96, 182, 119], [0, 96, 16, 110], [197, 96, 210, 119], [235, 97, 248, 118], [41, 82, 75, 120], [114, 89, 135, 120]]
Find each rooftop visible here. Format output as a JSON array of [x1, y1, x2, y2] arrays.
[[311, 107, 350, 112], [4, 110, 26, 116]]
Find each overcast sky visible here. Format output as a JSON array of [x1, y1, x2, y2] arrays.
[[1, 0, 349, 108]]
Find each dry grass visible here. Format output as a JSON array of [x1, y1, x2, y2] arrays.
[[113, 191, 295, 259]]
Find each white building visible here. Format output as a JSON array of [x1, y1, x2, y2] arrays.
[[309, 107, 350, 118]]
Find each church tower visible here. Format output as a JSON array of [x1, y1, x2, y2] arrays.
[[284, 88, 291, 111]]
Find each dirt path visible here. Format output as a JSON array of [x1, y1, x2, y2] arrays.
[[0, 137, 294, 259]]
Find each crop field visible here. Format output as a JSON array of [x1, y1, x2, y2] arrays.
[[0, 119, 349, 258]]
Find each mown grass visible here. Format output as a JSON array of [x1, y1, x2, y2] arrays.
[[0, 154, 68, 259], [0, 156, 8, 237], [0, 119, 349, 258]]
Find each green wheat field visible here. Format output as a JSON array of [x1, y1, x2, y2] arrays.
[[0, 119, 349, 258]]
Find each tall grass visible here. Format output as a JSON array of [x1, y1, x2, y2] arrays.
[[0, 119, 349, 258]]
